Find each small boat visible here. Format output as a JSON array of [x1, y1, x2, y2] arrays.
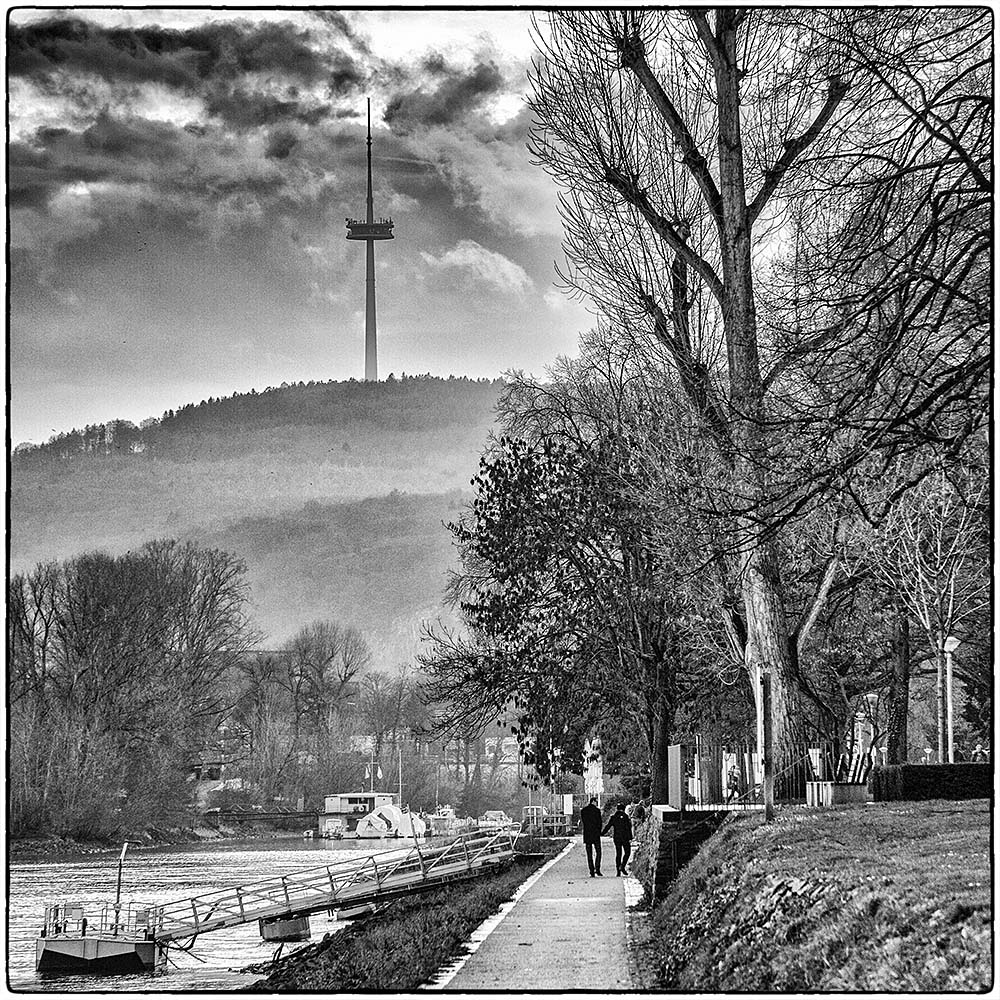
[[35, 844, 167, 974], [477, 810, 514, 831], [36, 900, 166, 973], [355, 804, 427, 839], [320, 791, 397, 838]]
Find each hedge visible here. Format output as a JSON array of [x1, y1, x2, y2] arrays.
[[870, 763, 993, 802]]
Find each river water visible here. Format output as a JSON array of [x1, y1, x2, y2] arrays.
[[8, 836, 408, 992]]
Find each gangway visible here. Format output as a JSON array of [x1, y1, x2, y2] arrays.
[[36, 828, 519, 973]]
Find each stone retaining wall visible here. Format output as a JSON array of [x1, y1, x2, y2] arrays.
[[630, 811, 725, 901]]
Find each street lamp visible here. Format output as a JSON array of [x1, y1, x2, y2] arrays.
[[944, 636, 961, 763]]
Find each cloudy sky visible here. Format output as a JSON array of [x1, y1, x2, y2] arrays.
[[8, 8, 594, 445]]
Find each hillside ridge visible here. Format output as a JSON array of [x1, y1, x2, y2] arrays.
[[11, 376, 502, 660], [14, 374, 504, 460]]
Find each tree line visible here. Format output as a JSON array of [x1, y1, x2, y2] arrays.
[[8, 543, 512, 840], [421, 9, 990, 799], [13, 374, 503, 462]]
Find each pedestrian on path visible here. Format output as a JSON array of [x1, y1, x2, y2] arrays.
[[580, 796, 604, 877], [602, 802, 633, 876]]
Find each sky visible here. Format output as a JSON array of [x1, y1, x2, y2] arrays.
[[7, 7, 594, 445]]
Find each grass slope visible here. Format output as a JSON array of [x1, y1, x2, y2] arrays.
[[648, 800, 991, 992], [245, 853, 554, 992]]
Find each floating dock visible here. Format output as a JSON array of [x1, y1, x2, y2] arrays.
[[36, 901, 167, 973]]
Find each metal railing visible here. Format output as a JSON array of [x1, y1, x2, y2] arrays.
[[153, 827, 517, 943], [40, 900, 160, 942], [672, 741, 858, 808]]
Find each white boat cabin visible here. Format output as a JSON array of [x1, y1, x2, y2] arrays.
[[321, 792, 397, 837]]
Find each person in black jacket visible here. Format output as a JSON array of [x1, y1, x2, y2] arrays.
[[580, 797, 604, 877], [602, 802, 633, 876]]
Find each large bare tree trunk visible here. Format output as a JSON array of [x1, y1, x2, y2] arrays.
[[650, 688, 671, 803], [887, 609, 910, 763], [714, 13, 803, 767]]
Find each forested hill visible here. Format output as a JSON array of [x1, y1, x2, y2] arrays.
[[10, 375, 502, 660]]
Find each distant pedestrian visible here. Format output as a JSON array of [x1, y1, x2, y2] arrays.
[[632, 797, 646, 823], [726, 765, 740, 803], [971, 744, 988, 762], [602, 802, 633, 877], [580, 796, 604, 877]]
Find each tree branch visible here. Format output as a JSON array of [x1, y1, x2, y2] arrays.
[[748, 76, 851, 223], [685, 9, 723, 70], [618, 30, 724, 227], [643, 292, 734, 456], [603, 165, 725, 303], [794, 555, 839, 656]]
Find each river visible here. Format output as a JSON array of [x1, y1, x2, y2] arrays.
[[8, 836, 409, 992]]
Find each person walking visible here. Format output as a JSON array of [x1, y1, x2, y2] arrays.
[[726, 764, 741, 803], [580, 796, 604, 877], [602, 802, 633, 877]]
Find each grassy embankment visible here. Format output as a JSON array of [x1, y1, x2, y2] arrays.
[[245, 843, 561, 992], [9, 823, 299, 860], [639, 799, 991, 992]]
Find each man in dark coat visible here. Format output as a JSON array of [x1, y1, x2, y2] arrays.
[[580, 797, 604, 877], [602, 802, 633, 876]]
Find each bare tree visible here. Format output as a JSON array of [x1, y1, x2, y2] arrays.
[[864, 467, 988, 761], [8, 540, 256, 837], [527, 9, 990, 764]]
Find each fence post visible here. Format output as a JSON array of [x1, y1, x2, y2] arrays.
[[763, 672, 775, 823]]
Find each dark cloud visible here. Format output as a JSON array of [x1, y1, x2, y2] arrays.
[[265, 128, 298, 160], [204, 87, 332, 128], [384, 60, 504, 133], [82, 111, 183, 160], [8, 17, 197, 88], [308, 11, 360, 43], [7, 14, 369, 165], [421, 52, 448, 75], [8, 143, 62, 208], [8, 128, 125, 208], [8, 17, 342, 89], [328, 51, 366, 95]]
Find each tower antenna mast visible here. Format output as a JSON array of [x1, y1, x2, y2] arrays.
[[346, 97, 394, 382]]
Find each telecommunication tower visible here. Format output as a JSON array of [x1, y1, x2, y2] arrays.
[[346, 98, 394, 382]]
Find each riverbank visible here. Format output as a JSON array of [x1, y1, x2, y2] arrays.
[[244, 842, 565, 992], [643, 799, 991, 991], [8, 823, 300, 861]]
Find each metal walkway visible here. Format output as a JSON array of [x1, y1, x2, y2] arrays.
[[148, 828, 518, 943]]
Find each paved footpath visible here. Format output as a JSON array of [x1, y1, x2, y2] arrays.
[[443, 838, 633, 991]]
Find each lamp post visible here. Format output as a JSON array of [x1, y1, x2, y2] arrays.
[[944, 635, 961, 763]]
